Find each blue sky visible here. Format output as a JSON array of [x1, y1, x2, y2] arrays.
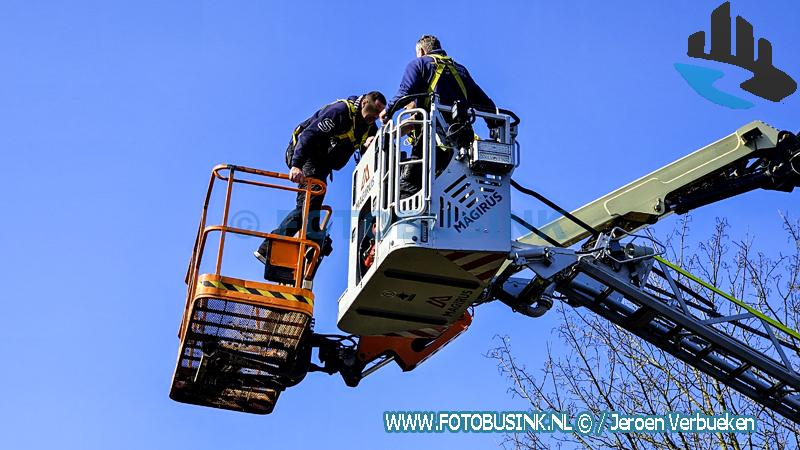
[[0, 1, 798, 448]]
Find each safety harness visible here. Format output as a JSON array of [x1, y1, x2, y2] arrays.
[[286, 98, 371, 178], [333, 98, 371, 148], [426, 53, 469, 104], [290, 98, 369, 149], [402, 54, 471, 146]]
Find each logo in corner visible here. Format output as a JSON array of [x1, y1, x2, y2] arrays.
[[676, 2, 796, 109]]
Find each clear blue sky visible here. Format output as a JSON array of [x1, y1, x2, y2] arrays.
[[1, 1, 797, 448]]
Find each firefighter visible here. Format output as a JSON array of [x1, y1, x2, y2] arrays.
[[381, 35, 497, 199], [255, 92, 386, 276]]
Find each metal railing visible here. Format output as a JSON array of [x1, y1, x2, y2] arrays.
[[376, 106, 433, 235], [179, 164, 329, 339], [376, 97, 517, 234]]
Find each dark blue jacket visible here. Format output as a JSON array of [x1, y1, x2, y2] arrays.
[[290, 96, 377, 171], [385, 50, 495, 114]]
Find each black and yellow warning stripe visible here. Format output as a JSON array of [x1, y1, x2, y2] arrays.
[[199, 279, 313, 307]]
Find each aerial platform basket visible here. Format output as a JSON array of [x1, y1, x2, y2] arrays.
[[170, 164, 328, 414], [337, 101, 519, 335]]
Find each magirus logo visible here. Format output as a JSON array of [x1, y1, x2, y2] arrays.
[[675, 2, 796, 109]]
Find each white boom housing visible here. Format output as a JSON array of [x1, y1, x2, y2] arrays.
[[337, 102, 518, 335]]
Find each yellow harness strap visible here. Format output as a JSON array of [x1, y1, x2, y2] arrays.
[[291, 124, 303, 146], [427, 53, 469, 100], [292, 99, 369, 148], [333, 99, 370, 147]]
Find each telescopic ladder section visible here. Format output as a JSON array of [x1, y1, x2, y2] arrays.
[[502, 234, 800, 424], [495, 125, 800, 422], [170, 165, 329, 414]]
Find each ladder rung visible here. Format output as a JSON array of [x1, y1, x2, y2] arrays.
[[628, 306, 657, 329], [594, 286, 615, 304], [695, 344, 715, 359], [664, 324, 684, 340], [728, 362, 751, 379], [766, 381, 787, 397]]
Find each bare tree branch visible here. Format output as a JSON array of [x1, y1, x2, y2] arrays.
[[489, 215, 800, 449]]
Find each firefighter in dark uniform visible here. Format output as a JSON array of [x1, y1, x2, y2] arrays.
[[380, 35, 497, 198], [255, 91, 386, 272]]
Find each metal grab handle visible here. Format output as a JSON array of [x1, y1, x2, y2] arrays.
[[496, 108, 520, 126], [385, 93, 433, 117], [377, 120, 395, 234], [393, 108, 430, 218]]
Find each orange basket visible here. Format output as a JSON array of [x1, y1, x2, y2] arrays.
[[170, 165, 328, 414]]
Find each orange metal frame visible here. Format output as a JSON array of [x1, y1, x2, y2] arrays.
[[179, 164, 330, 340]]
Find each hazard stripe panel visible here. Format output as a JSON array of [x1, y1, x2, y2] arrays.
[[199, 280, 313, 306], [440, 251, 507, 282]]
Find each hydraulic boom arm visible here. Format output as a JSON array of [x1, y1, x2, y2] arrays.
[[516, 121, 800, 248]]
